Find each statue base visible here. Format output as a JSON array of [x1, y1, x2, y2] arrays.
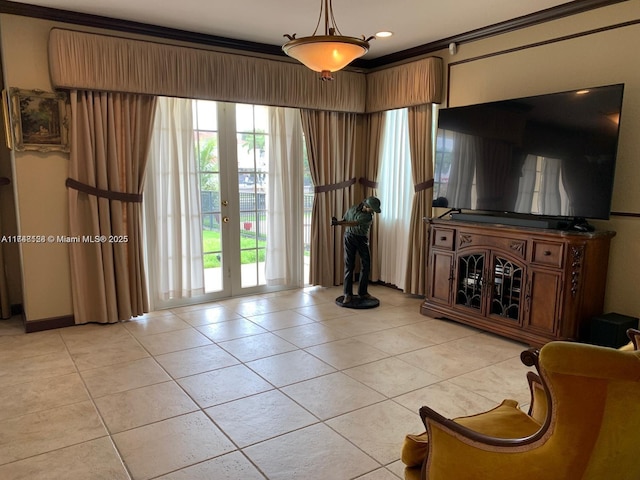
[[335, 295, 380, 309]]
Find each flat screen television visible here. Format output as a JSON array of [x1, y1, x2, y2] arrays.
[[433, 84, 625, 228]]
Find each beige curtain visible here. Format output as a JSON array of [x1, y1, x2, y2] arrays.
[[360, 112, 385, 282], [301, 110, 358, 287], [404, 104, 434, 295], [67, 91, 157, 324]]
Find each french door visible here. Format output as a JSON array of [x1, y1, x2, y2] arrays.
[[145, 98, 306, 309], [194, 101, 271, 298]]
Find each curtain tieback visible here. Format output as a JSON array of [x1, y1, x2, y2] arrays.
[[314, 177, 356, 194], [358, 177, 378, 189], [66, 178, 143, 203], [414, 179, 434, 193]]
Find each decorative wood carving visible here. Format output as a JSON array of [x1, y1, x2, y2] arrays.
[[510, 241, 525, 255], [570, 245, 584, 297], [459, 234, 472, 247]]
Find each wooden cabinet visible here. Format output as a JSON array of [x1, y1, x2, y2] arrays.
[[421, 219, 615, 346]]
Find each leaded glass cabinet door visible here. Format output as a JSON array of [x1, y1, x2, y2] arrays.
[[488, 254, 524, 323], [455, 250, 487, 314]]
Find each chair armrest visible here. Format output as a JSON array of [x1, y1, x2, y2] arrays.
[[627, 328, 640, 350], [419, 403, 545, 449], [420, 407, 553, 480], [418, 347, 550, 449]]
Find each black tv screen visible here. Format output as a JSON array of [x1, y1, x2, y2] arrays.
[[433, 84, 624, 220]]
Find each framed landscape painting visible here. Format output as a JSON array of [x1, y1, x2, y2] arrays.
[[7, 88, 69, 153]]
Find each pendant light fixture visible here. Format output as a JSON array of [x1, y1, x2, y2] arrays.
[[283, 0, 373, 80]]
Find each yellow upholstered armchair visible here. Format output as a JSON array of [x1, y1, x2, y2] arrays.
[[404, 329, 640, 480]]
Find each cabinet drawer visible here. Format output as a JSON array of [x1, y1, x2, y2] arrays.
[[432, 228, 455, 250], [532, 241, 564, 267]]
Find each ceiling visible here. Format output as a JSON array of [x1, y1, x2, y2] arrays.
[[7, 0, 578, 61]]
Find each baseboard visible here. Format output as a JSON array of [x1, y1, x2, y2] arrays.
[[24, 314, 75, 333]]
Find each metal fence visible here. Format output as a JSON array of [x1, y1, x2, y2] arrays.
[[200, 191, 314, 250]]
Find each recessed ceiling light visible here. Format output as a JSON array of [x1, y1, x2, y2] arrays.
[[375, 31, 393, 38], [576, 89, 590, 95]]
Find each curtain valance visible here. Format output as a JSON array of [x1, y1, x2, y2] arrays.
[[49, 29, 444, 114], [48, 28, 367, 113], [365, 57, 444, 112]]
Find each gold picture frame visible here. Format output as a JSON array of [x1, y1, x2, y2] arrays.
[[2, 89, 12, 150], [7, 88, 69, 153]]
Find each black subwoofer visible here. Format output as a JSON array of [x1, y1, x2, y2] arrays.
[[589, 313, 639, 348]]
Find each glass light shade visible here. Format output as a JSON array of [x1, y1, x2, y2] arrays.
[[283, 36, 369, 73]]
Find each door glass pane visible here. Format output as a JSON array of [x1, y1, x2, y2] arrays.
[[491, 257, 522, 320], [200, 171, 222, 292], [194, 101, 223, 293], [195, 100, 217, 131], [236, 104, 269, 289], [456, 253, 484, 310], [235, 103, 254, 131]]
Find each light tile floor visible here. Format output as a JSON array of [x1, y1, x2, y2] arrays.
[[0, 285, 534, 479]]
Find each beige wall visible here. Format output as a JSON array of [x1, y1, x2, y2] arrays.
[[0, 52, 21, 308], [0, 15, 72, 321], [0, 1, 639, 323]]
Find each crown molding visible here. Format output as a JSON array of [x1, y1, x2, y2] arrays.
[[0, 0, 285, 57], [364, 0, 629, 68], [0, 0, 629, 70]]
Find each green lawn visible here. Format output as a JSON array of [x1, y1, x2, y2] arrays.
[[202, 230, 266, 268]]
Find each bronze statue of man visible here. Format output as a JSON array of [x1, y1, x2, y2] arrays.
[[332, 196, 381, 305]]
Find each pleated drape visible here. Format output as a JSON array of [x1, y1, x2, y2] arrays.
[[48, 29, 443, 114], [48, 28, 366, 114], [301, 110, 357, 287], [360, 112, 385, 282], [366, 57, 444, 112], [404, 104, 434, 295], [67, 91, 157, 324]]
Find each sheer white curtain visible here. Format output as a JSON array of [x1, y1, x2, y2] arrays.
[[377, 108, 414, 290], [143, 97, 204, 308], [266, 106, 304, 287]]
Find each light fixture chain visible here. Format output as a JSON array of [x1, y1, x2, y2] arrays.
[[328, 0, 343, 36], [325, 0, 330, 35], [311, 0, 323, 36]]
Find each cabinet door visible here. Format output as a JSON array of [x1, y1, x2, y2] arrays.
[[454, 250, 487, 315], [427, 250, 454, 306], [487, 254, 525, 324], [525, 268, 562, 336]]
